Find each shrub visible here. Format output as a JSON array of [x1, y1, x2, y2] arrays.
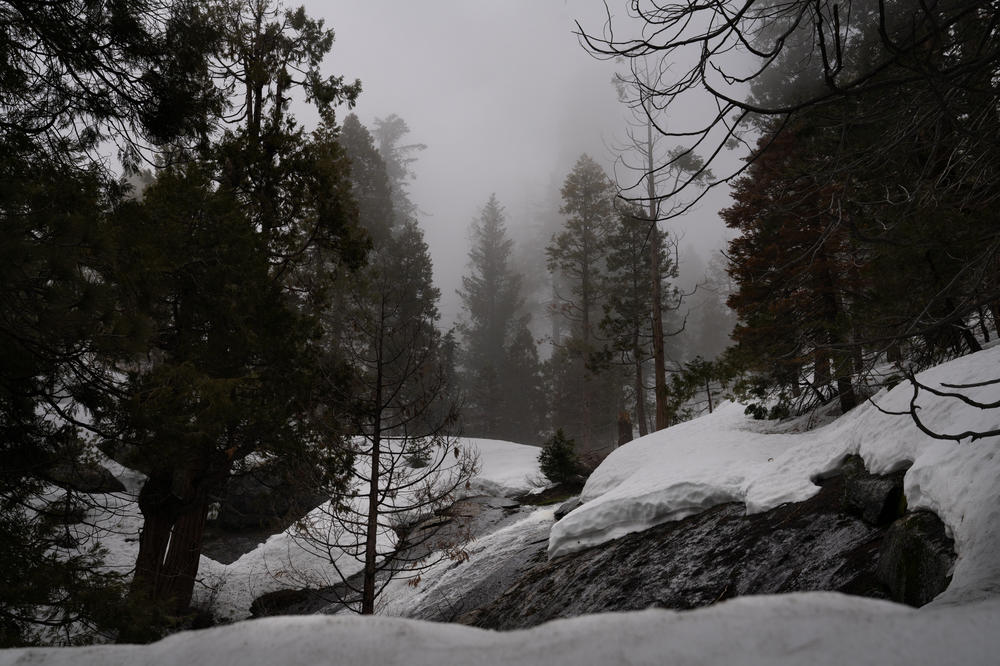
[[538, 429, 580, 484]]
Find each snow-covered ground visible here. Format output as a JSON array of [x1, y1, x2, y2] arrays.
[[5, 346, 999, 664], [65, 437, 543, 624], [2, 595, 997, 665]]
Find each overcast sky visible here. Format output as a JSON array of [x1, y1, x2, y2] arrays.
[[304, 1, 733, 326]]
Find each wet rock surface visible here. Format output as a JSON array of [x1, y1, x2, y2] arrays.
[[243, 457, 956, 627], [877, 510, 955, 606], [471, 459, 955, 630], [248, 494, 537, 617]]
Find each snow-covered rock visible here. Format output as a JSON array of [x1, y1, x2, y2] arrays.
[[549, 345, 1000, 608]]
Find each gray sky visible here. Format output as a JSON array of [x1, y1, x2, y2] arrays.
[[304, 1, 733, 326]]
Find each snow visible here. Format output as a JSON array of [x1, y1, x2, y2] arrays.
[[461, 437, 542, 496], [551, 345, 1000, 605], [6, 348, 1000, 664], [199, 436, 542, 620], [3, 595, 998, 665], [376, 507, 555, 618]]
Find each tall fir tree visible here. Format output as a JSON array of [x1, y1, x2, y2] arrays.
[[546, 155, 619, 451], [458, 195, 544, 443]]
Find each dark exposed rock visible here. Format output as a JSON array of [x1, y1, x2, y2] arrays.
[[250, 495, 540, 617], [42, 459, 126, 494], [470, 462, 956, 631], [554, 497, 583, 521], [245, 457, 957, 627], [516, 481, 585, 507], [212, 463, 326, 532], [877, 511, 955, 607], [250, 589, 315, 617], [841, 454, 909, 526], [471, 474, 892, 630]]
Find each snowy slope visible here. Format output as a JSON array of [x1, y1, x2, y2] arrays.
[[550, 345, 1000, 606], [462, 437, 541, 496], [3, 595, 998, 666], [72, 437, 541, 623], [198, 436, 541, 620], [6, 348, 999, 664]]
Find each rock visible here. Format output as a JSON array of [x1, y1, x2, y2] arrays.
[[554, 497, 582, 521], [43, 459, 126, 494], [486, 498, 520, 510], [472, 474, 893, 630], [841, 454, 909, 526], [42, 497, 87, 525], [213, 462, 326, 532], [250, 589, 314, 617], [877, 511, 955, 607]]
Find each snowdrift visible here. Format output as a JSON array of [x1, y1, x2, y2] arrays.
[[2, 595, 997, 666]]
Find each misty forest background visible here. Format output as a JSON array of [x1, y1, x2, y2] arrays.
[[2, 0, 998, 646]]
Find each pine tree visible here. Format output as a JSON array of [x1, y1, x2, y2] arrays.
[[546, 155, 618, 451], [457, 195, 544, 442], [723, 125, 861, 412], [372, 114, 426, 220], [0, 0, 223, 645], [295, 116, 472, 615], [599, 204, 677, 437], [106, 1, 366, 625]]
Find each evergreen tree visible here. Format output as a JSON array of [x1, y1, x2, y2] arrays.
[[293, 115, 472, 616], [372, 113, 426, 220], [546, 155, 618, 451], [103, 1, 366, 625], [598, 204, 677, 437], [0, 0, 222, 645], [457, 195, 544, 443], [723, 124, 862, 413]]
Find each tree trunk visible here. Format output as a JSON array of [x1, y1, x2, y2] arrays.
[[814, 348, 831, 391], [634, 330, 648, 437], [156, 498, 210, 613], [363, 306, 386, 615], [650, 225, 669, 430], [835, 353, 857, 413], [617, 411, 633, 447], [647, 119, 669, 432], [362, 428, 380, 614], [131, 507, 174, 606]]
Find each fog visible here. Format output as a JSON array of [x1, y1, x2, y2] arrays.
[[303, 1, 734, 326]]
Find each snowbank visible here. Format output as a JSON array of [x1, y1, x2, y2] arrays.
[[462, 437, 541, 496], [3, 594, 997, 666], [549, 346, 1000, 605], [197, 436, 541, 620]]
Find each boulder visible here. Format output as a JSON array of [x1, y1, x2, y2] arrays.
[[472, 474, 893, 630], [214, 463, 327, 532], [554, 497, 582, 521], [43, 459, 125, 494], [841, 454, 909, 526], [877, 510, 955, 607]]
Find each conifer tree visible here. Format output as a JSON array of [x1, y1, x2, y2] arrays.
[[294, 115, 473, 616], [457, 195, 544, 443], [0, 0, 223, 644], [546, 155, 619, 451], [103, 1, 366, 624]]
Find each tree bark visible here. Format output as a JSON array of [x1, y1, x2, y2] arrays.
[[647, 120, 669, 431], [633, 329, 648, 437], [156, 498, 210, 613]]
